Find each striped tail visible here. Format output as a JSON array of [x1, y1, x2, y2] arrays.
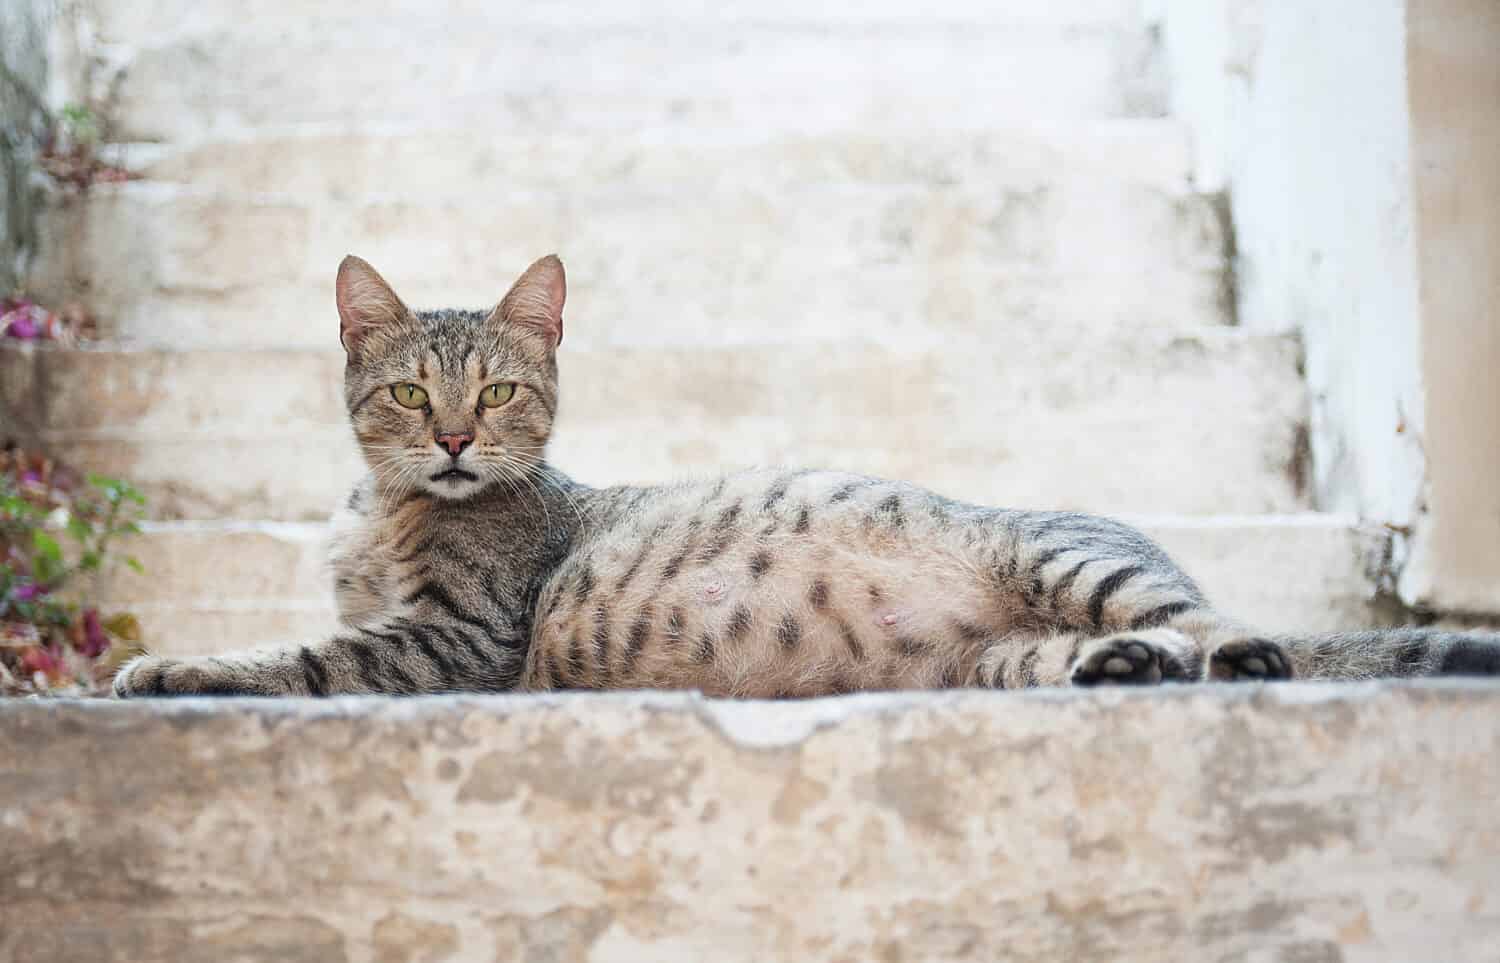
[[1275, 629, 1500, 681]]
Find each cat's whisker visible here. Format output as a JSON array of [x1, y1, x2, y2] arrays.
[[500, 450, 591, 527], [491, 458, 555, 542]]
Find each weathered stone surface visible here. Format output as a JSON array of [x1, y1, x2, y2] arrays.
[[128, 123, 1195, 197], [1, 331, 1308, 519], [30, 158, 1227, 350], [95, 514, 1388, 657], [100, 16, 1164, 142], [88, 0, 1148, 42], [2, 684, 1499, 961]]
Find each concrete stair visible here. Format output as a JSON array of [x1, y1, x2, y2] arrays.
[[4, 685, 1499, 961], [95, 1, 1167, 143], [2, 330, 1306, 520], [0, 0, 1411, 656], [35, 126, 1227, 349]]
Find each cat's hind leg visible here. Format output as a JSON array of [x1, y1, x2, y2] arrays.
[[1153, 609, 1296, 682], [971, 628, 1201, 689]]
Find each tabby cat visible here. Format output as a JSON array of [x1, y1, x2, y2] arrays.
[[113, 255, 1500, 698]]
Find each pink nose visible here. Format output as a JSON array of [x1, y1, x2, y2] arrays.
[[436, 432, 473, 457]]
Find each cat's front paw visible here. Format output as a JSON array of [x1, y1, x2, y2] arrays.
[[112, 654, 175, 698], [1070, 635, 1191, 687], [112, 655, 264, 697], [1207, 638, 1292, 682]]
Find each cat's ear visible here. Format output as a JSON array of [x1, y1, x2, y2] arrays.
[[492, 254, 566, 347], [336, 255, 408, 358]]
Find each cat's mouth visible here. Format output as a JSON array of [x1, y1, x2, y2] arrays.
[[430, 468, 480, 484]]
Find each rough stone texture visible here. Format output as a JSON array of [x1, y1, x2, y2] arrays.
[[3, 684, 1499, 962], [92, 514, 1391, 657], [0, 331, 1309, 520]]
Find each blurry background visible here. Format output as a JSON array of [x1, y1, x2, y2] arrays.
[[2, 0, 1497, 658]]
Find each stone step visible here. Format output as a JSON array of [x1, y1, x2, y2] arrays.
[[98, 9, 1165, 141], [120, 121, 1195, 196], [1, 330, 1308, 520], [94, 513, 1390, 657], [32, 150, 1227, 349], [5, 685, 1498, 961], [92, 0, 1148, 40]]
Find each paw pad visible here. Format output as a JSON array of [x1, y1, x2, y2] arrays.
[[1072, 638, 1165, 687], [1209, 638, 1292, 682]]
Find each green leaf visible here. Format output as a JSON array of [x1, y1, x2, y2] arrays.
[[80, 551, 102, 571], [125, 556, 144, 574], [32, 530, 63, 564], [66, 514, 93, 543], [31, 531, 65, 586], [40, 601, 73, 627]]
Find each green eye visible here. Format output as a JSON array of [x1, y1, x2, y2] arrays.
[[391, 383, 429, 409], [479, 383, 515, 409]]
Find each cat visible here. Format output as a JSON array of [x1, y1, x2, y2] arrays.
[[112, 255, 1500, 698]]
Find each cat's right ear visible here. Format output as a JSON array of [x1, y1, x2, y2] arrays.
[[336, 255, 408, 359]]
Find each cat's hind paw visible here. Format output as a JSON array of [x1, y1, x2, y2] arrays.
[[1207, 638, 1292, 682], [1070, 635, 1191, 687]]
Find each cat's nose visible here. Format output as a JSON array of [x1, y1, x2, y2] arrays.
[[435, 431, 474, 457]]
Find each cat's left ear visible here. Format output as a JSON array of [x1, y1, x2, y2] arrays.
[[492, 254, 565, 347]]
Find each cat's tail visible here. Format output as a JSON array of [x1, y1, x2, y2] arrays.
[[1273, 628, 1500, 681]]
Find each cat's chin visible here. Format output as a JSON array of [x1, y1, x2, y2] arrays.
[[423, 471, 490, 500]]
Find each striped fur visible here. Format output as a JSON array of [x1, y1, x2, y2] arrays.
[[113, 256, 1500, 698]]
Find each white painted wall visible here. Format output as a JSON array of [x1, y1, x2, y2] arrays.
[[1401, 0, 1500, 612], [1157, 0, 1500, 612]]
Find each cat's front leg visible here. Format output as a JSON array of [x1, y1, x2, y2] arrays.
[[113, 651, 305, 697], [113, 619, 522, 697], [111, 641, 385, 697]]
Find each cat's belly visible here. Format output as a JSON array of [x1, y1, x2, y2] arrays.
[[522, 470, 1030, 697]]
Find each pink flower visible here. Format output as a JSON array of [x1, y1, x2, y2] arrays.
[[1, 302, 57, 340], [78, 608, 109, 657], [11, 581, 44, 602], [20, 644, 62, 677]]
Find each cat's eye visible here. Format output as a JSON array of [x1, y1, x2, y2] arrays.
[[391, 383, 429, 409], [479, 383, 515, 409]]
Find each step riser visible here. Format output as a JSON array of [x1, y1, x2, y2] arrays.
[[92, 0, 1148, 43], [124, 608, 341, 656], [127, 127, 1196, 197], [2, 335, 1308, 518], [32, 178, 1226, 348], [62, 275, 1231, 352], [108, 25, 1164, 141], [94, 516, 1388, 656], [10, 689, 1494, 962]]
